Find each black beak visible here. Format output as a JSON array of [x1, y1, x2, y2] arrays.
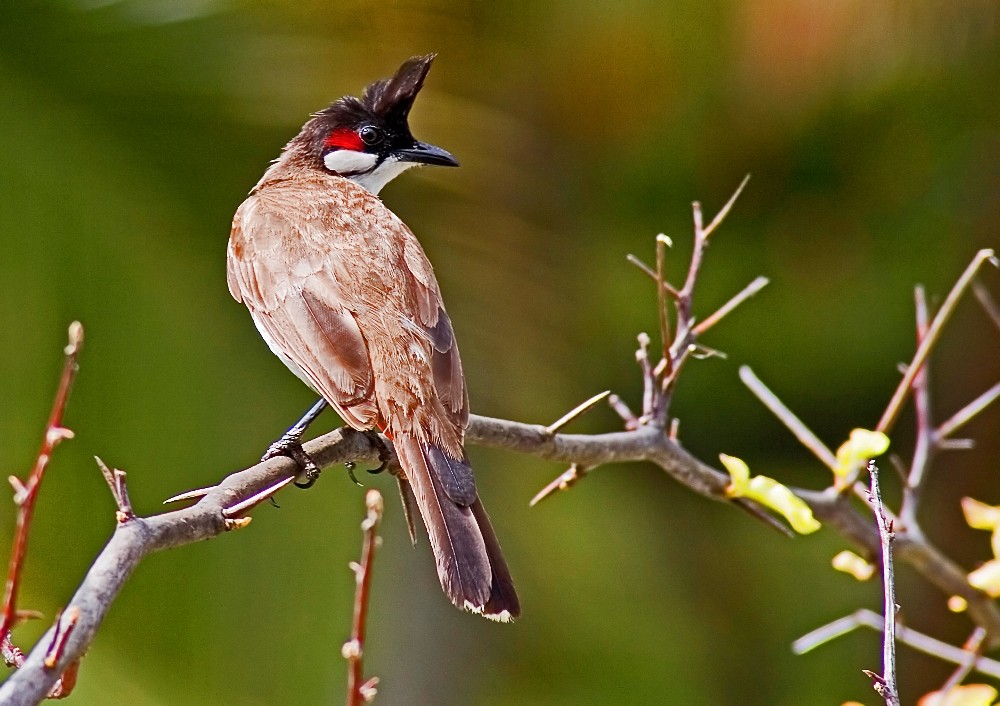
[[394, 141, 459, 167]]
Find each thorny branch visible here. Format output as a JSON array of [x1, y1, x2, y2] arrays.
[[865, 461, 900, 706], [2, 181, 998, 704], [1, 323, 84, 700], [876, 249, 997, 434], [764, 246, 999, 696], [344, 489, 383, 706]]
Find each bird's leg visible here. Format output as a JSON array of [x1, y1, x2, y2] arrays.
[[262, 398, 328, 489], [364, 430, 391, 474]]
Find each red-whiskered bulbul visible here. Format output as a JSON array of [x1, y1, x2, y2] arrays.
[[227, 55, 519, 620]]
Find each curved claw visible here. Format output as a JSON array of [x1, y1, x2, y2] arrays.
[[293, 475, 318, 490], [346, 466, 363, 487], [362, 430, 391, 474]]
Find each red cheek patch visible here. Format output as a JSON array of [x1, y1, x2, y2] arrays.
[[323, 128, 364, 151]]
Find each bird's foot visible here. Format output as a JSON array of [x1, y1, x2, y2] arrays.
[[263, 432, 321, 489], [363, 430, 391, 474]]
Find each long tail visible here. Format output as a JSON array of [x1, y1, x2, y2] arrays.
[[393, 434, 520, 621]]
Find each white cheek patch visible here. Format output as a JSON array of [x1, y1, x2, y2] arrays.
[[352, 158, 418, 195], [323, 149, 378, 175]]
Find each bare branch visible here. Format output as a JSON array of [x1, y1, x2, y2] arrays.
[[529, 464, 589, 507], [901, 287, 933, 527], [1, 323, 84, 644], [866, 460, 900, 706], [794, 610, 1000, 680], [693, 276, 770, 337], [877, 249, 997, 434], [636, 333, 657, 421], [939, 628, 986, 695], [936, 382, 1000, 442], [95, 458, 134, 523], [738, 366, 838, 470], [700, 174, 751, 241], [1, 322, 85, 701], [345, 489, 383, 706], [545, 391, 611, 435], [607, 393, 640, 430], [656, 234, 674, 379], [3, 389, 1000, 703], [0, 426, 381, 706], [626, 254, 679, 299]]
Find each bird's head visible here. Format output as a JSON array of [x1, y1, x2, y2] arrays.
[[290, 54, 458, 194]]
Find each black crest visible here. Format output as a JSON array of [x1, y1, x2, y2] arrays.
[[363, 54, 436, 122], [288, 55, 438, 164], [314, 54, 435, 131]]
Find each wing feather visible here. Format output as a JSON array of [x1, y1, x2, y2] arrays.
[[227, 201, 377, 428]]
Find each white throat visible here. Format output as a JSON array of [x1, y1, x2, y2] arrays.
[[322, 151, 418, 195], [351, 157, 419, 195]]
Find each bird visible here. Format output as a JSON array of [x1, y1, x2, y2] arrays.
[[226, 54, 519, 621]]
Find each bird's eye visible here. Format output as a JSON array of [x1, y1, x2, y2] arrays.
[[358, 125, 383, 146]]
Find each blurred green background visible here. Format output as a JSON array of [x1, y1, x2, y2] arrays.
[[2, 1, 999, 704]]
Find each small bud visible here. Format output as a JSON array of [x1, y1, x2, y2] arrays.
[[341, 639, 362, 660], [365, 488, 383, 515], [46, 427, 75, 445], [360, 677, 380, 702], [223, 517, 252, 531], [9, 476, 28, 505], [65, 321, 84, 354]]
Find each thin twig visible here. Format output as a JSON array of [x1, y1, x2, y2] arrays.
[[545, 391, 611, 435], [738, 366, 838, 470], [877, 249, 997, 434], [529, 464, 589, 507], [345, 489, 383, 706], [636, 333, 655, 420], [607, 394, 640, 430], [901, 287, 933, 527], [221, 476, 296, 518], [0, 322, 84, 645], [939, 628, 986, 694], [162, 486, 216, 504], [674, 177, 751, 354], [626, 254, 680, 299], [867, 460, 900, 706], [936, 382, 1000, 442], [656, 234, 674, 381], [793, 610, 1000, 680], [95, 457, 135, 523], [700, 174, 751, 241], [692, 276, 770, 336]]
